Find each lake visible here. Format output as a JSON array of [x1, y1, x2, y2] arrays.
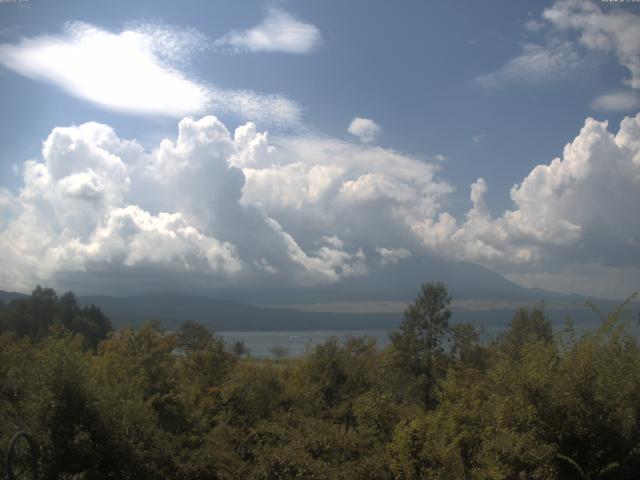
[[219, 317, 640, 358], [220, 330, 392, 358]]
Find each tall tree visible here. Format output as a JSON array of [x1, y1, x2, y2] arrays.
[[390, 281, 452, 408], [497, 305, 553, 358]]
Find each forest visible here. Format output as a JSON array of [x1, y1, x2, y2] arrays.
[[1, 284, 639, 479]]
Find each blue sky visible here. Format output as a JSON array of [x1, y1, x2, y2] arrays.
[[0, 0, 639, 299]]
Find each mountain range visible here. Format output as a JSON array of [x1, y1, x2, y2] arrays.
[[2, 255, 636, 332]]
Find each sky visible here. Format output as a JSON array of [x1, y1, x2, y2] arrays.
[[0, 0, 639, 299]]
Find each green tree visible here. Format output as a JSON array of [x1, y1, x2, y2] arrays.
[[230, 339, 249, 358], [449, 322, 488, 371], [177, 320, 213, 352], [270, 345, 289, 362], [497, 305, 553, 358], [1, 287, 111, 348], [220, 362, 284, 427], [390, 281, 452, 408]]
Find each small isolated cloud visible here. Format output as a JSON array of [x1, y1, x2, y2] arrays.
[[472, 133, 486, 144], [0, 21, 301, 124], [476, 41, 584, 90], [215, 8, 322, 54], [591, 91, 640, 112], [524, 18, 544, 33], [376, 247, 411, 266], [347, 117, 382, 143]]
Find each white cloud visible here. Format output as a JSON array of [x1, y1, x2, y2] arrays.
[[0, 21, 300, 124], [1, 113, 639, 298], [266, 219, 367, 283], [239, 135, 452, 247], [0, 119, 246, 291], [476, 41, 584, 90], [524, 18, 544, 33], [477, 0, 640, 94], [62, 206, 243, 273], [414, 113, 640, 298], [215, 8, 322, 54], [235, 108, 640, 298], [591, 91, 640, 112], [543, 0, 640, 89], [0, 188, 19, 230], [472, 133, 486, 144], [376, 247, 411, 266], [0, 116, 394, 293], [347, 117, 383, 143]]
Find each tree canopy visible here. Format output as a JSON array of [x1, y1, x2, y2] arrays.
[[1, 285, 639, 479]]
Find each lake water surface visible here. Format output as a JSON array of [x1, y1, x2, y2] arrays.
[[220, 318, 640, 358], [220, 330, 392, 358]]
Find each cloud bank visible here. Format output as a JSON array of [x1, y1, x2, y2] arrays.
[[215, 8, 322, 54], [1, 113, 639, 298], [0, 116, 442, 294], [0, 22, 300, 124]]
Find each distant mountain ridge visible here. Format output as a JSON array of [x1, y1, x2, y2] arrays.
[[0, 290, 27, 303], [77, 293, 401, 331], [207, 256, 586, 306], [3, 288, 634, 333], [1, 254, 633, 332]]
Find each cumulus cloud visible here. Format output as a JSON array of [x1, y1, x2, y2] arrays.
[[1, 113, 639, 298], [239, 135, 452, 251], [266, 220, 367, 282], [0, 119, 246, 291], [347, 117, 382, 143], [476, 0, 640, 94], [414, 114, 640, 297], [215, 8, 322, 54], [0, 116, 446, 289], [0, 21, 300, 124]]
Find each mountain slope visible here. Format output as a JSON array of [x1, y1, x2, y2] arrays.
[[2, 288, 634, 333], [77, 293, 400, 331], [0, 290, 28, 303], [209, 255, 574, 306]]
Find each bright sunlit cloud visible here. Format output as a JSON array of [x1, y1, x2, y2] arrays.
[[0, 21, 301, 124], [1, 113, 639, 298]]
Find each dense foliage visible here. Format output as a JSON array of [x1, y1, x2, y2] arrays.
[[1, 285, 639, 479], [0, 286, 111, 349]]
